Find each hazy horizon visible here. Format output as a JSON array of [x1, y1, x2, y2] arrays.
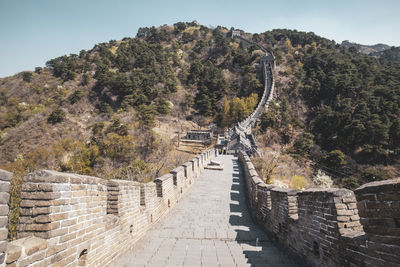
[[1, 0, 399, 78]]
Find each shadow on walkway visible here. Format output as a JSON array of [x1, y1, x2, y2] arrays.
[[229, 158, 301, 267]]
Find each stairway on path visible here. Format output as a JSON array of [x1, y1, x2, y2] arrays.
[[114, 155, 299, 267]]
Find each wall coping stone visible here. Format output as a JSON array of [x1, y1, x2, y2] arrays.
[[0, 169, 13, 181], [299, 188, 354, 197], [257, 183, 274, 190], [109, 179, 141, 187], [24, 170, 108, 186], [154, 173, 173, 183], [6, 237, 47, 264], [182, 162, 192, 168], [271, 187, 298, 196], [251, 176, 263, 185], [354, 177, 400, 194], [170, 166, 185, 174]]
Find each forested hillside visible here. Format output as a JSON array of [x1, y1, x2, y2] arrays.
[[1, 22, 271, 238], [0, 22, 264, 182], [250, 29, 400, 189], [341, 40, 390, 54], [1, 23, 399, 191], [1, 23, 400, 239], [372, 46, 400, 63]]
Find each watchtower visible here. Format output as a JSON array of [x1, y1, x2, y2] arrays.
[[231, 29, 241, 38]]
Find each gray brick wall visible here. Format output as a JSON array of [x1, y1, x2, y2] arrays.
[[1, 149, 215, 266], [238, 150, 400, 267], [0, 170, 11, 266]]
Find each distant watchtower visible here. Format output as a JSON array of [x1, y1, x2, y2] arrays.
[[261, 55, 274, 65], [231, 29, 241, 38]]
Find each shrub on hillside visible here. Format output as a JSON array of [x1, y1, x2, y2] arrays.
[[252, 156, 278, 184], [156, 98, 171, 114], [102, 133, 136, 162], [342, 176, 360, 190], [137, 104, 157, 129], [312, 170, 333, 188], [81, 73, 90, 86], [99, 103, 113, 115], [65, 144, 100, 175], [292, 132, 314, 156], [47, 108, 66, 124], [361, 167, 389, 182], [34, 67, 42, 74], [106, 119, 129, 136], [69, 90, 84, 105], [323, 150, 346, 169], [259, 111, 276, 131], [290, 175, 309, 190], [46, 55, 78, 81], [22, 72, 32, 82], [69, 90, 84, 104]]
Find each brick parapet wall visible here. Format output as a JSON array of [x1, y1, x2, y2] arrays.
[[170, 166, 185, 194], [0, 170, 12, 266], [190, 157, 200, 179], [233, 35, 275, 132], [347, 178, 400, 266], [1, 149, 215, 267], [255, 183, 273, 224], [182, 162, 194, 187], [238, 150, 400, 267]]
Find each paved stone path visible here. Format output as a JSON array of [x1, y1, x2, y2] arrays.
[[114, 155, 299, 267]]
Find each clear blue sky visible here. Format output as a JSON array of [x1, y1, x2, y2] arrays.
[[1, 0, 399, 77]]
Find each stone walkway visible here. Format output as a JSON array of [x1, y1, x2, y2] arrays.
[[114, 155, 299, 267]]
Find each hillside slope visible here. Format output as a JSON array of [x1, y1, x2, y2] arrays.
[[3, 23, 399, 241], [249, 29, 400, 189], [0, 22, 265, 181], [372, 46, 400, 63], [1, 24, 399, 189], [341, 40, 390, 54]]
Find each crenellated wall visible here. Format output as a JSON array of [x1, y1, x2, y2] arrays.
[[0, 149, 216, 267], [238, 150, 400, 267], [233, 34, 275, 131], [224, 34, 275, 156], [0, 170, 12, 266]]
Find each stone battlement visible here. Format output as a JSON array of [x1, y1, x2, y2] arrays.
[[0, 149, 216, 267], [238, 150, 400, 267], [225, 35, 275, 156]]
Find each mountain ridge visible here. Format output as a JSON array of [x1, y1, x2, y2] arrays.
[[341, 39, 391, 54]]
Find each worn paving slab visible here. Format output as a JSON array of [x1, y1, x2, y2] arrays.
[[114, 155, 300, 267]]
